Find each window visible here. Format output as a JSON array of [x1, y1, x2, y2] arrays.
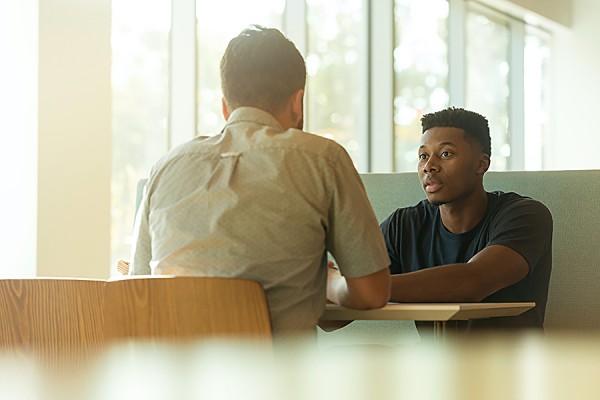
[[306, 0, 368, 170], [111, 0, 171, 269], [111, 0, 552, 268], [465, 7, 511, 170], [196, 0, 285, 137], [392, 1, 549, 172], [393, 0, 449, 172], [524, 28, 551, 170]]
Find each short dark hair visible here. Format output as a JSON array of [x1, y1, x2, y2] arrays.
[[220, 25, 306, 114], [421, 107, 491, 156]]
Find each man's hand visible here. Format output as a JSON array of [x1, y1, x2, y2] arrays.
[[326, 261, 343, 301], [319, 263, 353, 331]]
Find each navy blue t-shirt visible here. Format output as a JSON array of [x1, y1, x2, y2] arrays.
[[380, 191, 553, 330]]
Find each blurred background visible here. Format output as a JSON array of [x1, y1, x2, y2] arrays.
[[1, 0, 595, 278]]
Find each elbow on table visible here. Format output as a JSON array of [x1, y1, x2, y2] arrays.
[[352, 282, 391, 310], [346, 295, 389, 310], [343, 267, 391, 309], [363, 293, 390, 310]]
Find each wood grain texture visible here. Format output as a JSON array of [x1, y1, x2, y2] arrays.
[[0, 278, 105, 366], [104, 276, 272, 342]]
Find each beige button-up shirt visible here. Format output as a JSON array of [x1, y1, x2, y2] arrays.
[[130, 107, 390, 334]]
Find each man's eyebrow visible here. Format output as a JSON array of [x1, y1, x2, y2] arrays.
[[419, 141, 457, 149], [437, 141, 456, 147]]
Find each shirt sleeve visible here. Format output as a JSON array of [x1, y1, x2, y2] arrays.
[[129, 182, 152, 275], [379, 211, 403, 274], [326, 147, 391, 278], [488, 197, 553, 274]]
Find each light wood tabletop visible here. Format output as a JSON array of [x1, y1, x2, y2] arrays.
[[320, 302, 535, 322], [320, 302, 535, 341]]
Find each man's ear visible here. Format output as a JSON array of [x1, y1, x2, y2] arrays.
[[290, 89, 304, 120], [292, 89, 304, 117], [221, 98, 231, 121], [477, 154, 491, 174]]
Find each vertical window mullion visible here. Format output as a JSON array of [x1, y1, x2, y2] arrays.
[[284, 0, 307, 56], [357, 0, 370, 172], [448, 0, 466, 107], [370, 0, 394, 172]]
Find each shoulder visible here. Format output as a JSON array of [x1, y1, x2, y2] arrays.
[[488, 191, 553, 224], [147, 138, 205, 178], [489, 191, 550, 212], [279, 128, 350, 161]]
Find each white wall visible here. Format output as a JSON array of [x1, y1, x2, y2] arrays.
[[36, 0, 112, 278], [546, 0, 600, 170], [0, 0, 38, 276], [480, 0, 572, 28]]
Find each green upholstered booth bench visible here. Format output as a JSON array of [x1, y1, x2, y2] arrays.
[[318, 170, 600, 346]]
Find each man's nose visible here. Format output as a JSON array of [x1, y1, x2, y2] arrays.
[[422, 156, 439, 173]]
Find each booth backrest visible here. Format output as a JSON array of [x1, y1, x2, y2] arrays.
[[138, 170, 600, 339], [360, 170, 600, 332]]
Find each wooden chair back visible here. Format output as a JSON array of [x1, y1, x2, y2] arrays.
[[104, 276, 272, 342], [0, 278, 105, 365]]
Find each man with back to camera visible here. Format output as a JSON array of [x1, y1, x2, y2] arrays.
[[129, 25, 391, 337], [382, 107, 553, 332]]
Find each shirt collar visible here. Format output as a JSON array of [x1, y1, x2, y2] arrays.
[[225, 107, 284, 131]]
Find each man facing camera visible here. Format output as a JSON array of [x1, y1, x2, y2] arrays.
[[129, 26, 391, 337], [381, 107, 552, 332]]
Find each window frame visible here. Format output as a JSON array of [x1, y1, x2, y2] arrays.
[[466, 0, 527, 170], [167, 0, 548, 171]]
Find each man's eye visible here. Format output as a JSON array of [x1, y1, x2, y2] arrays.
[[441, 151, 451, 158], [418, 153, 427, 160]]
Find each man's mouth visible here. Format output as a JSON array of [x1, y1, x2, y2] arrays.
[[424, 177, 442, 193]]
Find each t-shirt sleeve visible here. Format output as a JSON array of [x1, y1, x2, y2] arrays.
[[380, 211, 403, 274], [326, 148, 391, 278], [488, 198, 553, 274]]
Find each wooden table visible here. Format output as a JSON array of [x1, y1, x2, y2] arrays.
[[320, 302, 535, 341]]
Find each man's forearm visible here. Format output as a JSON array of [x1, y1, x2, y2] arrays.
[[390, 263, 487, 303], [327, 268, 391, 309], [391, 245, 530, 303]]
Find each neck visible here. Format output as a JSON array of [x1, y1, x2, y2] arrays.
[[439, 189, 488, 234], [272, 108, 301, 131]]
